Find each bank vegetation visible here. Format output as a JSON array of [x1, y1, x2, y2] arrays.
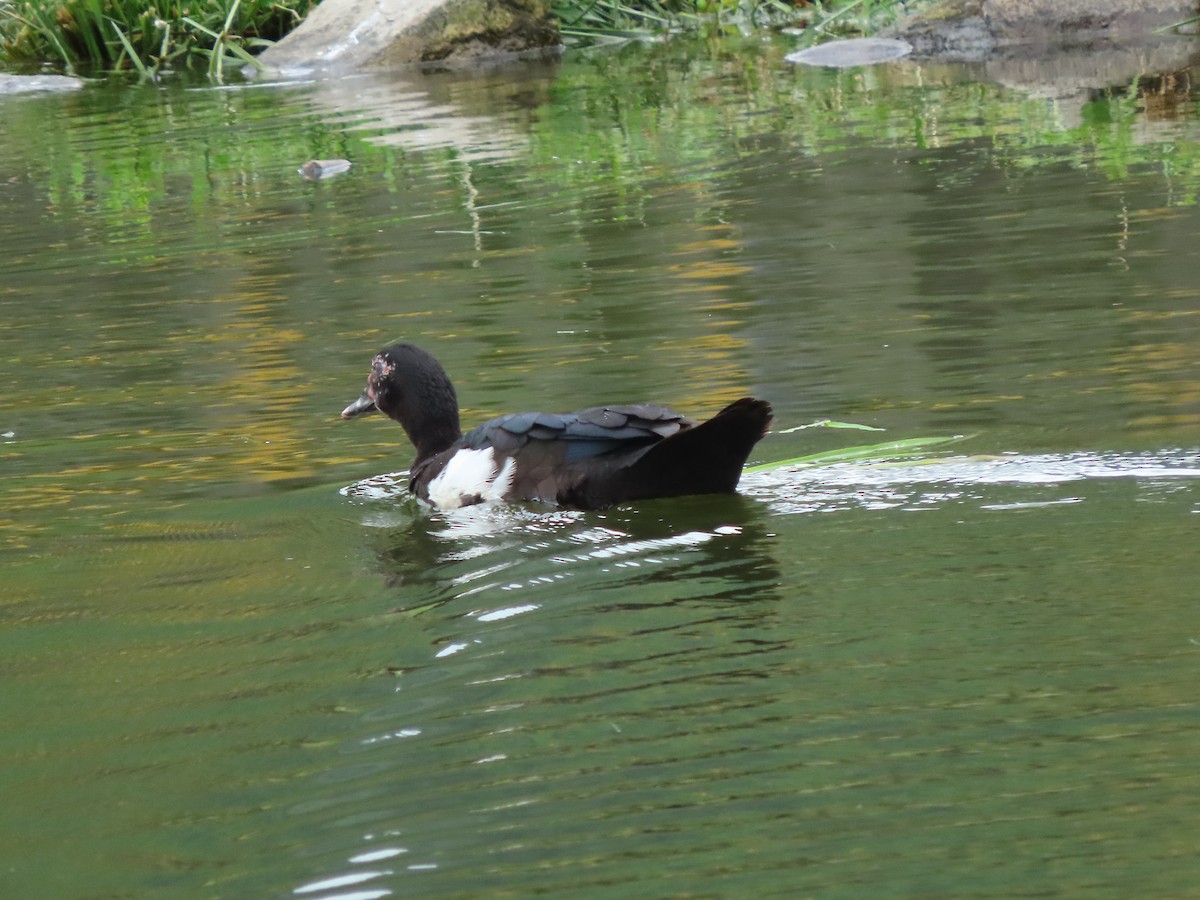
[[0, 0, 909, 77]]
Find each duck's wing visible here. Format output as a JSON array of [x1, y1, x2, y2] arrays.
[[461, 404, 693, 460]]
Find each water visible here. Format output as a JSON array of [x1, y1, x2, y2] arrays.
[[3, 35, 1200, 898]]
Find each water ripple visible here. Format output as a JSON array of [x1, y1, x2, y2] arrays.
[[746, 449, 1200, 515]]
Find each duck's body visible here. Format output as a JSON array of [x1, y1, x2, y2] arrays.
[[342, 343, 771, 510]]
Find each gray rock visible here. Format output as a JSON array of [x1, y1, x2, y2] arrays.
[[981, 0, 1196, 44], [887, 0, 1199, 59], [258, 0, 560, 73]]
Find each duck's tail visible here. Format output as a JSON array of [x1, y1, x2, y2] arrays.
[[623, 397, 773, 500]]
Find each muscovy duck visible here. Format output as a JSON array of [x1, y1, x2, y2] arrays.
[[341, 343, 771, 510]]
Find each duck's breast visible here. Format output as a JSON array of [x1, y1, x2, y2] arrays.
[[423, 447, 516, 509]]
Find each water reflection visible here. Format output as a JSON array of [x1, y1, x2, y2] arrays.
[[347, 481, 781, 615], [294, 62, 559, 162], [287, 490, 789, 898]]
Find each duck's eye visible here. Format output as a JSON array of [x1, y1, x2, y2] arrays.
[[371, 378, 399, 408]]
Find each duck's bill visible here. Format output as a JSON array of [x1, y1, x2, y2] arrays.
[[341, 391, 378, 420]]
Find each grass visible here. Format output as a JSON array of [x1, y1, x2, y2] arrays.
[[0, 0, 315, 79], [0, 0, 913, 78], [555, 0, 913, 43]]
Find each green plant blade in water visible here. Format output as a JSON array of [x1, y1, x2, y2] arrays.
[[745, 434, 967, 474]]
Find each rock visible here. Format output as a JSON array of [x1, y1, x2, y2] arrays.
[[786, 38, 913, 68], [298, 159, 353, 180], [258, 0, 560, 73], [887, 0, 1199, 58], [981, 0, 1196, 44], [884, 0, 996, 58], [0, 74, 85, 95], [884, 0, 1200, 98]]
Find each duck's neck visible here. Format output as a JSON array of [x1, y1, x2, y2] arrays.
[[407, 418, 461, 463], [401, 383, 462, 464]]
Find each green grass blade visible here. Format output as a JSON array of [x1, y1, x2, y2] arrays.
[[181, 16, 222, 41], [776, 419, 887, 434], [110, 19, 150, 78], [1155, 14, 1199, 33], [221, 38, 263, 70], [222, 0, 242, 36], [744, 435, 968, 474]]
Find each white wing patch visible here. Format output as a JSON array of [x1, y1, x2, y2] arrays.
[[426, 448, 517, 509]]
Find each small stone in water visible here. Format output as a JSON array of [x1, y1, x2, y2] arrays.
[[298, 159, 352, 180]]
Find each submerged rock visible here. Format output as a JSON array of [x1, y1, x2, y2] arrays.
[[0, 74, 85, 95], [786, 38, 914, 68]]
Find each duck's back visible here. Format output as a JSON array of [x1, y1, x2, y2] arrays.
[[468, 404, 689, 453]]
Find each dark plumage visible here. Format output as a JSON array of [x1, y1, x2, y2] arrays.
[[341, 343, 772, 510]]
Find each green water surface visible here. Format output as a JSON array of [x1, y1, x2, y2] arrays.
[[2, 34, 1199, 899]]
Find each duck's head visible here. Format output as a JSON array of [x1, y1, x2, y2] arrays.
[[341, 343, 462, 459]]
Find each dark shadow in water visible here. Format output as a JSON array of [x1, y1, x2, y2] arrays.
[[367, 505, 445, 592], [586, 493, 783, 608]]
